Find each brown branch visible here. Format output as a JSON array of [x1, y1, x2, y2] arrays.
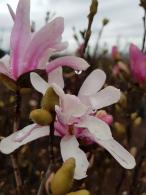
[[10, 89, 23, 194]]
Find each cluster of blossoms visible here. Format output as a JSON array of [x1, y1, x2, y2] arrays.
[[0, 0, 135, 181]]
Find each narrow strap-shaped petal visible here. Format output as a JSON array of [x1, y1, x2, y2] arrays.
[[60, 135, 89, 180], [7, 4, 15, 21], [46, 56, 90, 73], [0, 124, 50, 154], [89, 86, 121, 110], [76, 116, 112, 140], [24, 17, 64, 71], [78, 69, 106, 97], [10, 0, 31, 79], [30, 72, 49, 95], [48, 67, 64, 89], [97, 139, 136, 169]]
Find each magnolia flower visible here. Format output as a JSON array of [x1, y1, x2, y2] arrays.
[[0, 69, 136, 180], [129, 43, 146, 84], [0, 0, 89, 81]]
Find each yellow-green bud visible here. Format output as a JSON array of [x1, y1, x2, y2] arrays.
[[0, 74, 17, 91], [67, 190, 90, 195], [102, 18, 109, 26], [114, 122, 126, 134], [41, 87, 59, 112], [51, 158, 76, 195], [30, 109, 53, 125], [131, 112, 138, 120], [133, 117, 142, 127], [90, 0, 98, 16]]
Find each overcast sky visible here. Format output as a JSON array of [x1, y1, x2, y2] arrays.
[[0, 0, 144, 52]]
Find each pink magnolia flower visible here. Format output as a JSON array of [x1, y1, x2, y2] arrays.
[[0, 69, 136, 180], [0, 0, 89, 81], [129, 43, 146, 84]]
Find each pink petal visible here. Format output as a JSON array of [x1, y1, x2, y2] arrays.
[[48, 67, 64, 89], [7, 4, 15, 21], [97, 139, 136, 169], [0, 124, 50, 154], [10, 0, 31, 79], [46, 56, 90, 73], [76, 116, 112, 140], [78, 69, 106, 96], [90, 86, 121, 110], [23, 17, 64, 72], [60, 135, 89, 180], [56, 94, 88, 124], [30, 72, 49, 95]]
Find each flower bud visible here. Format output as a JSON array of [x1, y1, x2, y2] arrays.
[[90, 0, 98, 16], [102, 18, 109, 26], [114, 122, 126, 134], [133, 117, 142, 127], [51, 158, 75, 195], [41, 87, 59, 112], [67, 190, 90, 195], [30, 109, 53, 125]]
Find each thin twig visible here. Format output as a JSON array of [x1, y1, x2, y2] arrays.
[[37, 123, 55, 195], [10, 89, 23, 194], [82, 0, 98, 56]]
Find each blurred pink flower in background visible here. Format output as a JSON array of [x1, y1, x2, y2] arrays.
[[129, 43, 146, 84]]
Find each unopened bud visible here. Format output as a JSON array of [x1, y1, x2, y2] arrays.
[[89, 0, 98, 16], [41, 87, 59, 112], [30, 109, 53, 125], [114, 122, 126, 134], [67, 190, 90, 195], [133, 117, 142, 127], [51, 158, 75, 195], [102, 18, 109, 26]]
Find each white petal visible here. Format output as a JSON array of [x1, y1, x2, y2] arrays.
[[48, 67, 64, 89], [97, 139, 136, 169], [0, 124, 50, 154], [30, 72, 49, 94], [78, 69, 106, 97], [60, 135, 89, 180], [76, 116, 112, 140], [90, 86, 121, 110]]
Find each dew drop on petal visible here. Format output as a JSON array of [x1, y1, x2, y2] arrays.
[[75, 70, 82, 75]]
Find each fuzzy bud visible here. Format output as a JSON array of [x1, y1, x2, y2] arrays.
[[89, 0, 98, 16], [67, 190, 90, 195], [102, 18, 109, 26], [41, 87, 59, 112], [51, 158, 76, 195], [114, 122, 126, 134], [133, 117, 142, 127], [30, 109, 53, 125]]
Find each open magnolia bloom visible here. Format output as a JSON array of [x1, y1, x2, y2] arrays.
[[0, 69, 136, 180], [0, 0, 89, 81]]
